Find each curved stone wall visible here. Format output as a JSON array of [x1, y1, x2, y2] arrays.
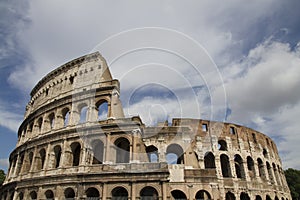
[[0, 52, 291, 200]]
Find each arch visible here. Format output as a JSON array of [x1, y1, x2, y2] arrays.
[[252, 133, 257, 143], [111, 187, 128, 200], [71, 142, 81, 166], [266, 195, 272, 200], [45, 190, 54, 200], [263, 148, 268, 158], [114, 137, 130, 163], [226, 192, 236, 200], [195, 190, 211, 200], [146, 145, 158, 163], [234, 154, 245, 178], [37, 148, 46, 170], [257, 158, 266, 179], [171, 190, 187, 200], [86, 187, 100, 199], [247, 156, 256, 178], [166, 144, 184, 164], [64, 188, 75, 199], [9, 191, 14, 200], [140, 186, 159, 200], [30, 191, 37, 200], [48, 113, 55, 129], [19, 192, 24, 200], [266, 162, 274, 183], [96, 100, 108, 120], [240, 192, 250, 200], [204, 152, 216, 169], [62, 107, 70, 127], [275, 196, 279, 200], [256, 195, 262, 200], [54, 145, 62, 168], [273, 163, 281, 185], [221, 154, 232, 177], [78, 104, 88, 123], [16, 153, 24, 175], [37, 117, 43, 133], [218, 140, 227, 151], [92, 140, 104, 164]]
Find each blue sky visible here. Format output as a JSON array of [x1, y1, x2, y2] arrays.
[[1, 0, 300, 172]]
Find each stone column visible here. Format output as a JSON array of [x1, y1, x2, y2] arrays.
[[102, 183, 107, 200], [104, 133, 112, 163], [162, 182, 167, 200], [131, 183, 136, 200]]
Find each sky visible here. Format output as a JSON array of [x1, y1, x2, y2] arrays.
[[1, 0, 300, 172]]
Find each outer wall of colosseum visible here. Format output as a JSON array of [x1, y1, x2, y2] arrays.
[[0, 52, 291, 200]]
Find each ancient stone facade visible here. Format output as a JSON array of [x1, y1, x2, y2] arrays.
[[0, 52, 291, 200]]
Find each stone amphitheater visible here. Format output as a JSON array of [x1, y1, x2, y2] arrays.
[[0, 52, 291, 200]]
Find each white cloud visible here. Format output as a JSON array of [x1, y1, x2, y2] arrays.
[[0, 100, 23, 132], [218, 39, 300, 169]]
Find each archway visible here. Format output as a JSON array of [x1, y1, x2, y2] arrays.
[[115, 138, 130, 163], [140, 186, 158, 200], [171, 190, 187, 200], [112, 187, 128, 200], [166, 144, 184, 164]]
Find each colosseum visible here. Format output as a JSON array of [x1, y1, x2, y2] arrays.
[[0, 52, 291, 200]]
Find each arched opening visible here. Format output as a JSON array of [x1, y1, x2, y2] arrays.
[[54, 145, 62, 168], [247, 156, 255, 178], [48, 113, 55, 129], [218, 140, 227, 151], [62, 108, 70, 127], [226, 192, 236, 200], [171, 190, 187, 200], [263, 149, 268, 158], [234, 154, 245, 179], [64, 188, 75, 199], [273, 163, 281, 185], [79, 104, 88, 123], [92, 140, 104, 164], [257, 158, 266, 179], [266, 195, 272, 200], [140, 186, 158, 200], [195, 190, 211, 200], [256, 195, 262, 200], [266, 162, 274, 183], [221, 154, 231, 177], [240, 192, 250, 200], [166, 144, 184, 164], [204, 152, 216, 169], [114, 138, 130, 163], [45, 190, 54, 200], [97, 100, 108, 120], [30, 191, 37, 200], [111, 187, 128, 200], [37, 148, 46, 170], [71, 142, 81, 166], [9, 191, 14, 200], [275, 196, 279, 200], [16, 153, 24, 175], [28, 152, 33, 171], [252, 133, 257, 143], [146, 145, 158, 163], [86, 187, 100, 199], [19, 192, 24, 200], [37, 117, 43, 133]]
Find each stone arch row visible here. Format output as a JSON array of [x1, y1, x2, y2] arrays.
[[225, 191, 289, 200], [7, 136, 134, 178], [2, 187, 213, 200], [202, 152, 286, 186], [18, 99, 109, 139]]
